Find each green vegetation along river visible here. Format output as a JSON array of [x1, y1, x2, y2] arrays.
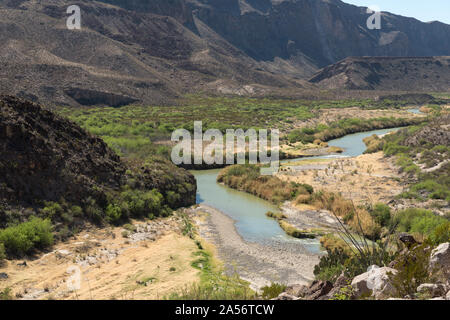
[[192, 122, 415, 253]]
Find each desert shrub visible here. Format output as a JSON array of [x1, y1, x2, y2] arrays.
[[0, 218, 53, 256], [84, 198, 105, 223], [312, 192, 381, 239], [0, 243, 5, 264], [70, 206, 83, 217], [393, 208, 449, 244], [40, 202, 63, 220], [0, 287, 13, 300], [119, 189, 165, 218], [320, 234, 352, 255], [369, 203, 391, 227], [105, 204, 122, 224], [261, 283, 287, 300], [331, 285, 353, 300], [314, 248, 349, 282], [411, 180, 450, 200], [318, 197, 397, 282], [388, 244, 431, 297], [429, 222, 450, 245], [166, 191, 181, 209], [383, 142, 410, 156]]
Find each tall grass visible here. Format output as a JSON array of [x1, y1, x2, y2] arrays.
[[218, 165, 313, 204]]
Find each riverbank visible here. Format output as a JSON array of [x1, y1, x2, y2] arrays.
[[279, 152, 405, 205], [190, 204, 320, 291], [175, 109, 426, 170]]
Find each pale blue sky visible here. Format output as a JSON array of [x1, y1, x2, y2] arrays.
[[342, 0, 450, 24]]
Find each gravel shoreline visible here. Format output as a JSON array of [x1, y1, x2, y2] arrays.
[[191, 204, 320, 291]]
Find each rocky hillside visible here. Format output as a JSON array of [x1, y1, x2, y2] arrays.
[[182, 0, 450, 69], [0, 96, 196, 227], [1, 0, 450, 106], [309, 57, 450, 91]]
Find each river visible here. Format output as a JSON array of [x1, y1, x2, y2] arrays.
[[192, 121, 415, 253]]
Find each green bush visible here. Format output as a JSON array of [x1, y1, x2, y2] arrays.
[[105, 204, 122, 224], [314, 248, 349, 283], [430, 222, 450, 245], [388, 244, 431, 297], [119, 189, 164, 218], [411, 180, 450, 201], [261, 283, 287, 300], [370, 203, 391, 227], [40, 202, 63, 220], [84, 198, 105, 223], [0, 218, 53, 256], [393, 208, 449, 244], [166, 191, 181, 208]]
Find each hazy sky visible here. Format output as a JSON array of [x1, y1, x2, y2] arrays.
[[342, 0, 450, 24]]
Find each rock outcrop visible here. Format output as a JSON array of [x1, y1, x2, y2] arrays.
[[430, 242, 450, 282], [0, 96, 196, 226], [351, 265, 398, 300]]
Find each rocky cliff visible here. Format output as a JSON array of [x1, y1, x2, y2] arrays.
[[0, 96, 196, 227]]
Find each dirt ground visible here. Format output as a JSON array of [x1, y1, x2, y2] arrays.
[[278, 152, 405, 205], [0, 217, 201, 300]]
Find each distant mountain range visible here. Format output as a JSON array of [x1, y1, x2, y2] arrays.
[[0, 0, 449, 106]]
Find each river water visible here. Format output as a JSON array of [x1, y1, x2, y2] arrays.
[[192, 121, 413, 252]]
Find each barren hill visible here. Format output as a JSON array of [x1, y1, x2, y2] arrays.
[[0, 0, 449, 106], [309, 57, 450, 91]]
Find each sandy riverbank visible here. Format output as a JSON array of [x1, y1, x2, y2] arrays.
[[279, 152, 405, 205], [191, 204, 320, 291]]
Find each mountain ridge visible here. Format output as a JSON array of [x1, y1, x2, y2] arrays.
[[0, 0, 449, 107], [309, 56, 450, 91]]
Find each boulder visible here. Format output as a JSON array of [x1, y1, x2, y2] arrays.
[[0, 272, 8, 279], [351, 265, 398, 299], [429, 243, 450, 281], [417, 283, 447, 298], [446, 290, 450, 300]]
